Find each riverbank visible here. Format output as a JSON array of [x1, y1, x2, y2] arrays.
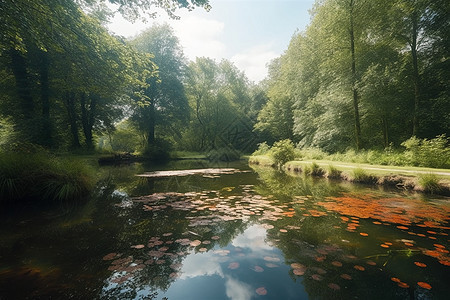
[[249, 155, 450, 196]]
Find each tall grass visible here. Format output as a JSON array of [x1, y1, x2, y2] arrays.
[[418, 173, 442, 194], [350, 168, 377, 183], [0, 152, 95, 205]]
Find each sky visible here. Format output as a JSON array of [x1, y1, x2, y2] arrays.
[[107, 0, 315, 83]]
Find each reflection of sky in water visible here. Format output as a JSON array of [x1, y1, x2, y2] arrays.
[[225, 276, 253, 300], [180, 252, 224, 279], [232, 224, 273, 252]]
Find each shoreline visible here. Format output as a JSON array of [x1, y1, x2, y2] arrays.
[[249, 155, 450, 196]]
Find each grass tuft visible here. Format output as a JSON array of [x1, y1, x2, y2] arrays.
[[418, 173, 442, 194]]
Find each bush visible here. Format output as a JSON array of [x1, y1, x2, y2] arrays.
[[142, 139, 172, 161], [350, 168, 376, 183], [418, 173, 442, 194], [0, 151, 95, 205], [402, 135, 449, 168], [326, 165, 342, 179], [310, 162, 325, 176], [270, 139, 296, 168], [252, 142, 271, 156]]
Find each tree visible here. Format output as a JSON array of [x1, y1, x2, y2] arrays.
[[131, 24, 189, 150]]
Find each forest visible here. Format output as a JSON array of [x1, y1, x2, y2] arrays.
[[0, 0, 449, 203]]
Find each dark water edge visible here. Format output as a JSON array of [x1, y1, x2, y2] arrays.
[[0, 160, 448, 299]]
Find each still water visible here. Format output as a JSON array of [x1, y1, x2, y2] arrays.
[[1, 160, 449, 299]]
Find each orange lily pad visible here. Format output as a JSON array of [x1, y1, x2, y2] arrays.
[[414, 262, 427, 268], [256, 287, 267, 295], [417, 282, 432, 290]]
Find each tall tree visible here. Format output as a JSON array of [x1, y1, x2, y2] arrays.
[[131, 24, 189, 149]]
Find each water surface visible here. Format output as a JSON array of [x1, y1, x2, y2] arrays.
[[0, 160, 448, 299]]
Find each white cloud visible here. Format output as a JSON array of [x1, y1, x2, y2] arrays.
[[231, 44, 278, 83], [172, 16, 226, 61], [179, 252, 224, 279]]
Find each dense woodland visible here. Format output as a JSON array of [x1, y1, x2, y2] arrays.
[[1, 0, 448, 157]]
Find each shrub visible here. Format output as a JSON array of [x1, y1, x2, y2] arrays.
[[326, 165, 342, 179], [310, 162, 325, 176], [350, 168, 376, 183], [252, 142, 271, 156], [418, 173, 442, 194], [402, 135, 449, 168], [0, 151, 95, 205], [142, 139, 172, 162], [270, 139, 296, 168]]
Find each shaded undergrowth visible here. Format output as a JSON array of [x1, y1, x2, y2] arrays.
[[0, 151, 96, 206]]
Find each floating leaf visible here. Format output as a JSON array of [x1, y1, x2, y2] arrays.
[[293, 268, 306, 276], [279, 229, 288, 233], [328, 283, 340, 290], [381, 244, 390, 248], [228, 262, 240, 269], [103, 253, 120, 261], [359, 232, 368, 236], [255, 287, 267, 295], [439, 260, 450, 266], [264, 256, 280, 262], [190, 240, 202, 247], [366, 260, 376, 266], [331, 261, 342, 267], [199, 248, 208, 252], [311, 274, 323, 281], [252, 266, 264, 272], [131, 244, 145, 249], [398, 282, 409, 288], [397, 226, 409, 230], [354, 265, 365, 271], [291, 263, 306, 269], [340, 274, 352, 280], [211, 236, 220, 240], [391, 277, 401, 283], [265, 263, 279, 268], [414, 262, 427, 268], [417, 282, 432, 290]]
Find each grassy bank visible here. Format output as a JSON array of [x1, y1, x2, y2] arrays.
[[249, 155, 450, 195], [0, 151, 96, 206]]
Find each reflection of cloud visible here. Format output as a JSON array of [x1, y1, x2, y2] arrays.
[[180, 252, 224, 279], [232, 224, 273, 251], [231, 44, 278, 83], [225, 276, 253, 300]]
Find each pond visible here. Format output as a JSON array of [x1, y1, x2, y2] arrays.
[[1, 160, 449, 299]]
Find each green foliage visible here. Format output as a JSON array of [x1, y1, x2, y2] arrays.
[[252, 142, 271, 156], [0, 150, 95, 205], [418, 173, 442, 194], [350, 168, 376, 183], [326, 165, 342, 179], [206, 148, 241, 162], [401, 135, 450, 168], [142, 139, 172, 162], [310, 162, 325, 176], [270, 139, 296, 168]]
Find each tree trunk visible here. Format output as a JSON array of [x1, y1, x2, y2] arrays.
[[65, 92, 81, 148], [39, 50, 52, 146], [382, 117, 389, 148], [80, 92, 97, 149], [9, 48, 34, 119], [349, 0, 362, 150], [411, 10, 420, 136]]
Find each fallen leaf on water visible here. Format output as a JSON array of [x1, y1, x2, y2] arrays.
[[398, 282, 409, 288], [252, 266, 264, 272], [328, 283, 340, 290], [131, 245, 145, 249], [404, 242, 414, 247], [102, 253, 119, 261], [331, 261, 343, 267], [228, 262, 240, 269], [366, 260, 376, 266], [373, 221, 382, 225], [397, 226, 409, 230], [381, 244, 390, 248], [417, 282, 432, 290], [414, 262, 427, 268], [291, 263, 306, 269], [211, 236, 220, 240], [255, 287, 267, 296], [190, 240, 202, 247], [311, 274, 323, 281], [264, 256, 280, 262], [265, 263, 279, 268], [354, 265, 365, 271], [199, 248, 207, 252], [279, 229, 288, 233], [359, 232, 369, 237], [293, 268, 306, 276], [391, 277, 401, 283], [433, 244, 446, 249], [385, 242, 393, 245], [439, 260, 450, 266], [340, 274, 351, 280]]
